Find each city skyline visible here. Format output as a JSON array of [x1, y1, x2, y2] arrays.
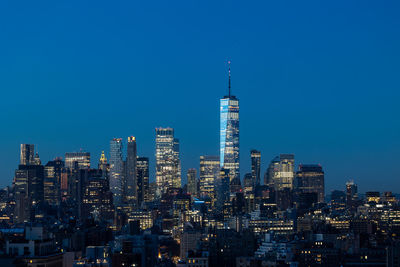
[[2, 2, 400, 266], [2, 81, 399, 194], [1, 1, 400, 194]]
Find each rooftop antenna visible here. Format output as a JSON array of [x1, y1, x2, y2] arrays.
[[228, 60, 231, 97]]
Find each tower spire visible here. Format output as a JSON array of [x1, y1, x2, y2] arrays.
[[228, 60, 231, 97]]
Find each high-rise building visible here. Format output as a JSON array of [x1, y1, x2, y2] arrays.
[[125, 136, 137, 205], [216, 168, 230, 210], [243, 173, 253, 195], [110, 138, 124, 206], [220, 62, 240, 185], [81, 169, 114, 221], [266, 154, 295, 190], [65, 152, 90, 170], [331, 190, 346, 212], [137, 157, 149, 206], [44, 158, 64, 206], [14, 156, 45, 223], [250, 150, 261, 186], [346, 180, 358, 208], [199, 156, 219, 199], [295, 164, 325, 203], [155, 128, 181, 196], [98, 151, 109, 175], [20, 144, 35, 166], [17, 165, 44, 205], [173, 138, 181, 188], [187, 168, 197, 197]]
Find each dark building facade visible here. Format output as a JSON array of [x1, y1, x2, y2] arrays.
[[295, 164, 325, 203]]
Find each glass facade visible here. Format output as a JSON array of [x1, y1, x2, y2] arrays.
[[295, 164, 325, 203], [110, 138, 124, 206], [125, 136, 137, 205], [266, 154, 295, 190], [251, 150, 261, 186], [187, 168, 197, 197], [137, 157, 149, 205], [199, 155, 219, 199], [220, 96, 240, 183], [155, 128, 181, 196], [20, 144, 34, 166], [65, 152, 90, 170], [44, 158, 64, 206]]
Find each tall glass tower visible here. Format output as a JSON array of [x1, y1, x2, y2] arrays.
[[20, 144, 35, 166], [125, 136, 137, 205], [199, 155, 219, 199], [251, 150, 261, 186], [220, 62, 240, 185], [155, 127, 181, 196], [110, 138, 124, 206]]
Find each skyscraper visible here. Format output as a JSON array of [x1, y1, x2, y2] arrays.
[[243, 173, 254, 195], [137, 157, 149, 206], [216, 168, 230, 210], [220, 62, 240, 185], [98, 151, 109, 175], [173, 138, 181, 187], [155, 127, 181, 196], [44, 158, 64, 206], [14, 157, 45, 223], [266, 154, 295, 190], [65, 152, 91, 170], [199, 156, 219, 199], [346, 180, 358, 208], [250, 150, 261, 186], [20, 144, 35, 166], [187, 168, 197, 197], [81, 169, 114, 221], [295, 164, 325, 203], [110, 138, 124, 206], [125, 136, 137, 205]]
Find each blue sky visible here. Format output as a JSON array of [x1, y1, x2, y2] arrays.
[[1, 0, 399, 193]]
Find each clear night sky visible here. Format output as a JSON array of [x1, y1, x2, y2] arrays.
[[1, 1, 399, 193]]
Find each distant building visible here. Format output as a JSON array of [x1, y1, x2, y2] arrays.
[[110, 138, 124, 206], [187, 168, 198, 197], [148, 182, 157, 202], [199, 156, 219, 200], [125, 136, 137, 205], [243, 173, 254, 195], [20, 144, 35, 166], [331, 190, 346, 212], [81, 169, 114, 221], [155, 127, 181, 196], [44, 158, 64, 206], [346, 180, 358, 208], [295, 164, 325, 202], [216, 168, 230, 210], [209, 229, 255, 267], [220, 62, 240, 185], [250, 150, 261, 186], [137, 157, 149, 205], [265, 154, 295, 190], [14, 161, 44, 223], [113, 233, 158, 267], [98, 150, 109, 174], [366, 191, 380, 203], [65, 152, 90, 170], [180, 224, 201, 260]]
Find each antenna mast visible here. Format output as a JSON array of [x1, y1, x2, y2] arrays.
[[228, 60, 231, 97]]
